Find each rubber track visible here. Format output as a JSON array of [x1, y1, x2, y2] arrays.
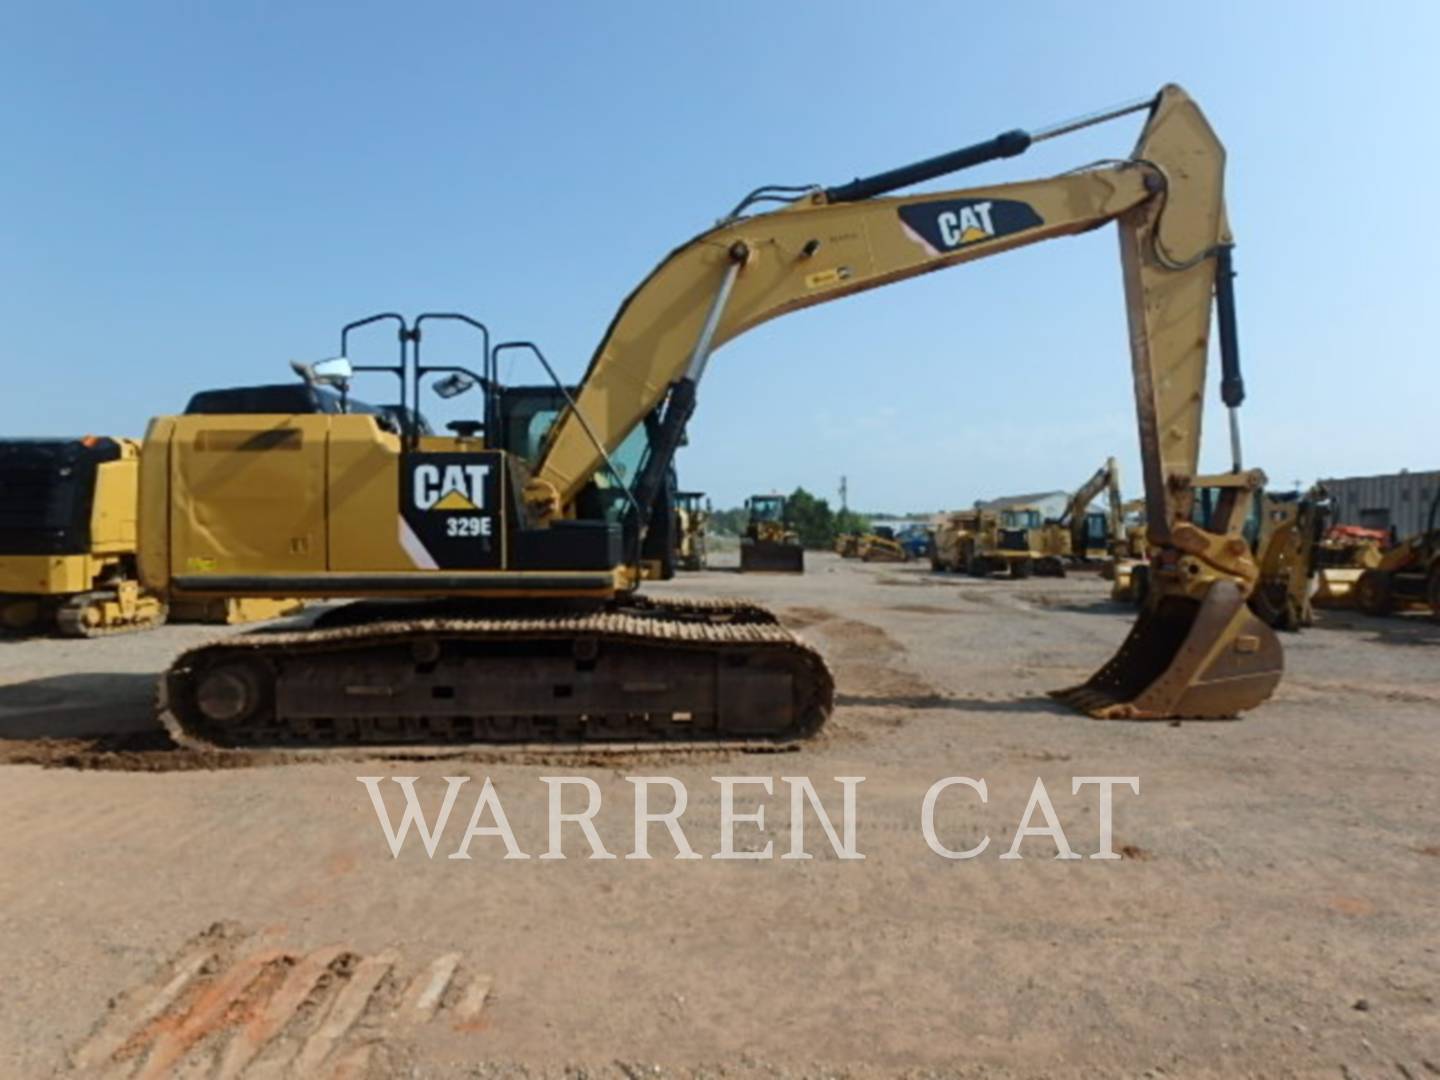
[[160, 597, 832, 752]]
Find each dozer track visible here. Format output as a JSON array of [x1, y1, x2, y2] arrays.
[[56, 589, 168, 638], [159, 596, 833, 750]]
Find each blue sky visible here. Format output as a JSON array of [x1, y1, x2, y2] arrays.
[[2, 2, 1434, 512]]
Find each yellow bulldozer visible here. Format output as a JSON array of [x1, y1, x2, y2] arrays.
[[857, 526, 910, 562], [135, 84, 1283, 748], [0, 437, 169, 636]]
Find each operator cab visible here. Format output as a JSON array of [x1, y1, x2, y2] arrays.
[[746, 495, 787, 523]]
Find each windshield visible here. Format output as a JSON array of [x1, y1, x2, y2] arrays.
[[749, 497, 785, 522], [1001, 509, 1040, 529]]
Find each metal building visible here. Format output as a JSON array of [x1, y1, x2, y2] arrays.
[[1319, 469, 1440, 538]]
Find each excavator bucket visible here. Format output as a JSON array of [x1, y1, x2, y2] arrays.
[[1051, 579, 1283, 719], [740, 539, 805, 573]]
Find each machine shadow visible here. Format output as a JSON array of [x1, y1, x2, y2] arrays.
[[0, 672, 166, 741], [836, 692, 1066, 716], [1314, 611, 1440, 646]]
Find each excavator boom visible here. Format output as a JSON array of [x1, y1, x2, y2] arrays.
[[525, 83, 1279, 720]]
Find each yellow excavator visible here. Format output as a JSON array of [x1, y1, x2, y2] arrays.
[[139, 84, 1282, 747], [1057, 457, 1123, 564]]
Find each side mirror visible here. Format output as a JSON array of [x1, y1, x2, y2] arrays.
[[291, 356, 354, 388], [433, 373, 477, 399]]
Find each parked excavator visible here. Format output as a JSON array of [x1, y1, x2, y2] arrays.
[[739, 494, 805, 573], [1057, 457, 1123, 564], [140, 84, 1282, 748]]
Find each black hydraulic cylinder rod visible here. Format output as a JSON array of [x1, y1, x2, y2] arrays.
[[1215, 245, 1245, 408], [823, 129, 1032, 204], [628, 378, 697, 555]]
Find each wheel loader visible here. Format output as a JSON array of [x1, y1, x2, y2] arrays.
[[739, 494, 805, 573], [1352, 490, 1440, 619], [674, 491, 709, 571], [138, 85, 1284, 749], [835, 533, 862, 558]]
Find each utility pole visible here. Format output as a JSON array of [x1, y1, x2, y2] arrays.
[[839, 475, 848, 513]]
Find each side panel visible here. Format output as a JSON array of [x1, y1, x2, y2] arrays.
[[90, 456, 139, 555], [168, 415, 329, 576], [0, 554, 94, 594], [325, 419, 507, 572], [325, 417, 414, 572], [138, 417, 175, 591]]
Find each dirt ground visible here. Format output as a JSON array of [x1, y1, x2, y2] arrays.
[[1, 553, 1437, 1079]]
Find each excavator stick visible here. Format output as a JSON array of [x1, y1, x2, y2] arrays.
[[1052, 579, 1283, 719], [739, 539, 805, 573]]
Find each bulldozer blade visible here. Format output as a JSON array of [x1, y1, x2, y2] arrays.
[[1051, 579, 1283, 720], [740, 540, 805, 573]]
